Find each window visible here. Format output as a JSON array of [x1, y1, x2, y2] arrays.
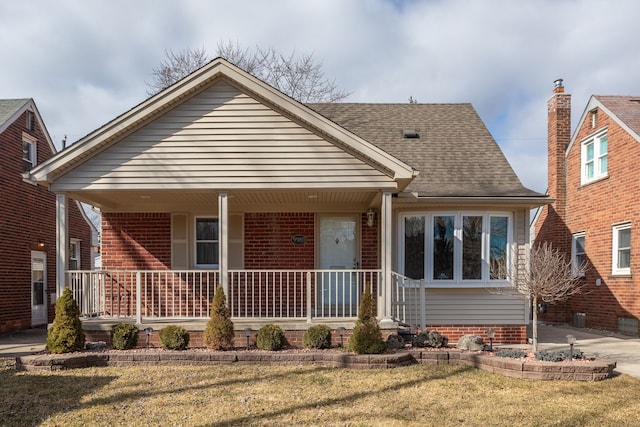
[[581, 130, 608, 184], [612, 223, 631, 275], [572, 232, 586, 277], [69, 240, 81, 270], [22, 137, 36, 172], [400, 212, 512, 286], [195, 217, 219, 267], [26, 110, 34, 130]]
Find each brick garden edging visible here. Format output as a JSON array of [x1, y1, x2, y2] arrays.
[[16, 349, 616, 381]]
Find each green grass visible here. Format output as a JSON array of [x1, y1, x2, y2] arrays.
[[2, 357, 640, 426]]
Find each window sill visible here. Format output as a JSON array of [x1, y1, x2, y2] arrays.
[[609, 273, 632, 279], [579, 175, 609, 188]]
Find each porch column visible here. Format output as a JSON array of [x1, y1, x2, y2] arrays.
[[55, 193, 68, 298], [218, 192, 229, 294], [379, 191, 394, 327]]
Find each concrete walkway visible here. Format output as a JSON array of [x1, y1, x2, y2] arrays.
[[1, 324, 639, 378]]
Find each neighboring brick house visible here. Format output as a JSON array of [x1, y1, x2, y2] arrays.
[[31, 59, 548, 345], [534, 80, 640, 335], [0, 99, 94, 333]]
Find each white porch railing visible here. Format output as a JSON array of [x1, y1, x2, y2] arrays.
[[67, 269, 381, 323], [391, 271, 427, 331]]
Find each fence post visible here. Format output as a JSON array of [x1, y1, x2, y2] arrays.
[[419, 279, 426, 331], [306, 271, 312, 323], [136, 271, 142, 324]]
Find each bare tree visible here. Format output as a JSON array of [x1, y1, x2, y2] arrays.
[[147, 42, 350, 102], [146, 47, 209, 95], [495, 242, 588, 351]]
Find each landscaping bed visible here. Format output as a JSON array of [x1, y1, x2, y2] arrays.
[[16, 347, 616, 381]]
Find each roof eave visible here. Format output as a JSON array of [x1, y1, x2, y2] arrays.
[[396, 193, 554, 208]]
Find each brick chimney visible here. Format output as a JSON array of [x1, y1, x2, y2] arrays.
[[544, 78, 571, 251]]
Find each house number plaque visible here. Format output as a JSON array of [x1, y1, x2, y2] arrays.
[[291, 235, 307, 245]]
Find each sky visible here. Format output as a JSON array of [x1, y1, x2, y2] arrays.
[[2, 0, 640, 194]]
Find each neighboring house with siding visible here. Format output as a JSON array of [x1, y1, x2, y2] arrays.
[[534, 80, 640, 336], [0, 99, 95, 333], [30, 58, 548, 345]]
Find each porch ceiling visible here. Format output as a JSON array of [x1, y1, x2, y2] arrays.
[[70, 189, 381, 213]]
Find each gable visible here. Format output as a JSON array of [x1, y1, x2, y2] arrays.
[[49, 82, 397, 192]]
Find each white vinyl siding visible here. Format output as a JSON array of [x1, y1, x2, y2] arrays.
[[52, 83, 393, 191], [396, 288, 527, 325]]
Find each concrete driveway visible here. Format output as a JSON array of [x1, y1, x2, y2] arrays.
[[1, 323, 639, 378]]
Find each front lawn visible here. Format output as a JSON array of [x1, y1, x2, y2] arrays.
[[2, 357, 639, 426]]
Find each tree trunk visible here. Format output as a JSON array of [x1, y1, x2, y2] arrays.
[[531, 294, 538, 352]]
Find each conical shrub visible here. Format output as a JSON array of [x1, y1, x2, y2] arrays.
[[347, 283, 385, 354], [46, 287, 85, 354], [203, 285, 235, 350]]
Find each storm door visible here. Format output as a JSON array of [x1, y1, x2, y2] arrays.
[[318, 215, 359, 317], [31, 251, 47, 326]]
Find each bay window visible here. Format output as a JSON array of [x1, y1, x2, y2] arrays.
[[400, 212, 512, 286]]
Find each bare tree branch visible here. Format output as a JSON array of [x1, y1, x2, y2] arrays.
[[493, 242, 588, 351], [146, 43, 351, 103]]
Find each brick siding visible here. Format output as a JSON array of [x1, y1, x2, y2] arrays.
[[0, 108, 93, 333], [536, 89, 640, 334]]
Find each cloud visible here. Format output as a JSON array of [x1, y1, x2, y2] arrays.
[[2, 0, 640, 193]]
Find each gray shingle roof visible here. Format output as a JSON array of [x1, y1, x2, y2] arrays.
[[596, 96, 640, 138], [307, 103, 542, 198], [0, 99, 30, 128]]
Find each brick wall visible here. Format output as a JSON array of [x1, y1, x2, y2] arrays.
[[101, 213, 171, 270], [537, 88, 640, 334], [244, 212, 315, 269], [427, 325, 527, 345], [0, 107, 93, 333]]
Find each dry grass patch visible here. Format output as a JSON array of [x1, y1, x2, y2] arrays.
[[2, 357, 640, 426]]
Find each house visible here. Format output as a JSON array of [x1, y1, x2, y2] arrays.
[[29, 59, 548, 345], [0, 99, 95, 334], [534, 80, 640, 336]]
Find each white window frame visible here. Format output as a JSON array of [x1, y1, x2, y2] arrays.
[[571, 232, 586, 277], [194, 216, 219, 268], [69, 239, 81, 270], [26, 110, 34, 130], [612, 223, 631, 276], [398, 211, 513, 288], [581, 129, 608, 184], [22, 133, 37, 173]]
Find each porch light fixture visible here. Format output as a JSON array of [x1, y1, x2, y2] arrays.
[[37, 239, 45, 249], [336, 326, 346, 347], [566, 334, 576, 359], [486, 328, 495, 352], [366, 209, 375, 227], [244, 327, 253, 349], [144, 327, 153, 349]]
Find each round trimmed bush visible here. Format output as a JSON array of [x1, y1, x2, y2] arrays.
[[159, 325, 190, 350], [110, 323, 139, 350], [256, 324, 285, 351], [303, 325, 332, 349]]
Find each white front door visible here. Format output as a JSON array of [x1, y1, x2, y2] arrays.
[[31, 251, 47, 326], [318, 215, 359, 316]]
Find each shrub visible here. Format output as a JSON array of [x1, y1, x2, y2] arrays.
[[203, 285, 235, 350], [256, 324, 285, 351], [159, 325, 190, 350], [303, 325, 332, 349], [535, 350, 584, 362], [46, 288, 86, 354], [496, 349, 528, 359], [347, 283, 385, 354], [110, 322, 139, 350]]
